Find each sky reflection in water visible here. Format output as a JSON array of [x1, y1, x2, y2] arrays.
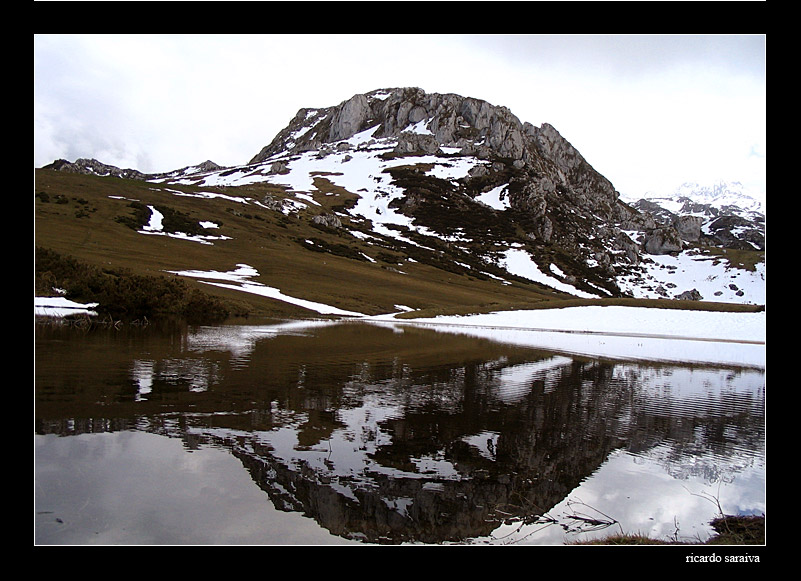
[[34, 319, 765, 545]]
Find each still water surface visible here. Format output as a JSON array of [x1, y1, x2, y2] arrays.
[[34, 318, 765, 545]]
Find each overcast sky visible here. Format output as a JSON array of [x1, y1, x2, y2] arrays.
[[34, 34, 766, 201]]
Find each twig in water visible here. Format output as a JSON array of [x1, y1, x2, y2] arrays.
[[563, 497, 622, 534]]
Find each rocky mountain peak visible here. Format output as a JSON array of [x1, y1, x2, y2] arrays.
[[251, 89, 621, 212], [240, 88, 656, 296], [252, 87, 539, 165], [42, 158, 148, 180], [39, 87, 764, 305]]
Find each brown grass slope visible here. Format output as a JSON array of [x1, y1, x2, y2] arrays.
[[34, 169, 574, 320], [34, 169, 763, 322]]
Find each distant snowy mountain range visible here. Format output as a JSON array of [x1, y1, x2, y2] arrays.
[[623, 180, 764, 253], [615, 180, 765, 305], [626, 180, 764, 216]]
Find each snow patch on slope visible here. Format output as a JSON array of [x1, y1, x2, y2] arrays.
[[167, 264, 366, 317]]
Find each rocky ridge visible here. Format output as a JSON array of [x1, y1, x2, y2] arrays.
[[627, 181, 765, 251], [43, 158, 226, 182], [233, 87, 650, 296], [40, 87, 765, 304]]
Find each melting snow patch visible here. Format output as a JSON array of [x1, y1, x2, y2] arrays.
[[137, 205, 231, 245], [406, 119, 433, 135], [398, 306, 766, 368], [163, 188, 249, 204], [618, 251, 766, 305], [168, 264, 366, 317], [476, 184, 510, 211], [502, 248, 596, 298], [169, 263, 259, 283]]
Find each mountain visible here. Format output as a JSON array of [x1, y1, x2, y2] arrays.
[[35, 87, 765, 319], [42, 157, 226, 182], [624, 181, 765, 252], [645, 181, 764, 213]]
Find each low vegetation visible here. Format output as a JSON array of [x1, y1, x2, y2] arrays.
[[35, 246, 230, 322], [33, 169, 568, 319], [34, 168, 764, 324], [573, 515, 765, 545], [706, 515, 765, 545]]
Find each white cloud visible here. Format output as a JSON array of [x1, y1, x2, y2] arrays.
[[34, 34, 765, 201]]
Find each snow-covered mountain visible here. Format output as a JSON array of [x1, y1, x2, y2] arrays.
[[40, 88, 766, 310], [625, 181, 765, 253], [614, 181, 765, 304], [624, 180, 765, 242], [673, 181, 764, 213], [632, 181, 763, 212]]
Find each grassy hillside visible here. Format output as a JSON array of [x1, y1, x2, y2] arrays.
[[34, 169, 764, 322], [34, 169, 571, 321]]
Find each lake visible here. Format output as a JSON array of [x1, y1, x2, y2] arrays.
[[34, 317, 765, 545]]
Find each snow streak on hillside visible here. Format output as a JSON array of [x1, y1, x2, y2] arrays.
[[147, 124, 765, 306], [151, 125, 598, 297], [164, 125, 479, 237]]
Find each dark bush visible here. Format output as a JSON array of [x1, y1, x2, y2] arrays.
[[35, 247, 229, 322], [115, 201, 207, 235]]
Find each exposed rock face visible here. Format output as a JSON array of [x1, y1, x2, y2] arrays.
[[246, 88, 650, 295], [192, 160, 225, 174], [676, 288, 703, 301], [42, 158, 148, 180], [42, 158, 226, 182], [674, 215, 704, 242], [642, 227, 684, 255], [249, 88, 585, 172], [249, 88, 534, 164], [328, 93, 371, 142], [393, 131, 441, 155], [42, 88, 763, 302], [312, 213, 343, 229]]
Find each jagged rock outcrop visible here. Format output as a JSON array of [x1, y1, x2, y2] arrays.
[[245, 88, 650, 295], [190, 160, 225, 174], [393, 131, 442, 155], [312, 213, 343, 229], [248, 88, 532, 165], [676, 288, 703, 301], [40, 88, 764, 302], [674, 215, 704, 242], [42, 158, 226, 182], [642, 226, 684, 255], [43, 158, 148, 180]]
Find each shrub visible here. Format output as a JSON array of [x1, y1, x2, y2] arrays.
[[115, 201, 208, 235], [35, 247, 229, 322]]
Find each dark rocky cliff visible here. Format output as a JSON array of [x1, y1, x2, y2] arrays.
[[246, 88, 657, 295], [41, 88, 764, 303]]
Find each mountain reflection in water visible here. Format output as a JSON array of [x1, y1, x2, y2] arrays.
[[34, 319, 765, 545]]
